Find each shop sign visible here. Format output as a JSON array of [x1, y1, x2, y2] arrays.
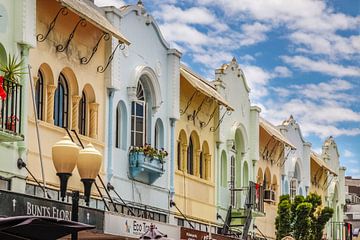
[[0, 190, 104, 231], [180, 227, 238, 240], [104, 212, 180, 239]]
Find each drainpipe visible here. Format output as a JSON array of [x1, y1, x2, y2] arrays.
[[107, 88, 115, 182], [169, 118, 176, 200]]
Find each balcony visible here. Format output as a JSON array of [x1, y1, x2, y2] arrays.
[[0, 79, 24, 142], [128, 151, 165, 184]]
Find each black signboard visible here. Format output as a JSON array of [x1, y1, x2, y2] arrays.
[[0, 189, 104, 231]]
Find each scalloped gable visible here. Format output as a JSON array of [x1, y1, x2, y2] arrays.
[[279, 115, 309, 144], [117, 4, 171, 50], [215, 57, 251, 93], [322, 136, 340, 158]]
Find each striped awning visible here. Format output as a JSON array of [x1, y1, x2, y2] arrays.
[[58, 0, 130, 44], [180, 65, 234, 111], [260, 117, 296, 149]]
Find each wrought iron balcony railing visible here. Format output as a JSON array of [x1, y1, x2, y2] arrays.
[[0, 78, 23, 141]]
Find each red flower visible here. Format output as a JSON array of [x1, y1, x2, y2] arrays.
[[0, 76, 7, 100]]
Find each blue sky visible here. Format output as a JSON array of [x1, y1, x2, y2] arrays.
[[96, 0, 360, 177]]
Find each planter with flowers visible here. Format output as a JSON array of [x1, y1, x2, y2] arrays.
[[128, 144, 168, 184]]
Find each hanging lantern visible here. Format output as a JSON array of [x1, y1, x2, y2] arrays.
[[52, 136, 79, 201], [77, 143, 102, 206]]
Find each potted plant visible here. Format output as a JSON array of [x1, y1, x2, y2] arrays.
[[0, 54, 25, 98]]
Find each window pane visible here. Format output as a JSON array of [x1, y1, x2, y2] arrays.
[[131, 132, 134, 146], [136, 103, 143, 116], [135, 117, 143, 132], [131, 102, 135, 114], [135, 132, 143, 146]]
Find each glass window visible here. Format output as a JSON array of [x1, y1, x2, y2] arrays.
[[35, 71, 44, 120], [54, 74, 69, 128], [177, 141, 181, 170], [115, 105, 120, 148], [290, 178, 297, 199], [79, 91, 86, 135], [221, 152, 227, 187], [187, 138, 194, 175], [131, 82, 146, 146]]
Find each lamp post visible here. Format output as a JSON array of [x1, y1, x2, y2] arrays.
[[51, 136, 102, 239]]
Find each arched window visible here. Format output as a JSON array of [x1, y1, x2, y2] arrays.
[[115, 101, 127, 149], [78, 91, 86, 135], [35, 70, 44, 120], [187, 137, 194, 175], [230, 156, 235, 206], [177, 141, 181, 170], [221, 151, 227, 187], [199, 151, 204, 179], [54, 73, 69, 128], [131, 82, 146, 146], [154, 119, 164, 149], [290, 178, 297, 199]]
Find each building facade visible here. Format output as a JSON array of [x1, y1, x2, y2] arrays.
[[102, 2, 181, 223]]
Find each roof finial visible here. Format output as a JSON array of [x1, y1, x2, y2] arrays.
[[138, 0, 143, 5]]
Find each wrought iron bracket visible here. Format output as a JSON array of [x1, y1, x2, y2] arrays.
[[201, 104, 218, 129], [80, 32, 110, 64], [210, 109, 231, 132], [97, 41, 125, 73], [280, 148, 294, 167], [188, 96, 207, 121], [37, 7, 68, 42], [56, 18, 87, 52], [180, 90, 199, 116]]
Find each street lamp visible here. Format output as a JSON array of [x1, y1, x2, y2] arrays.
[[52, 136, 79, 201], [52, 136, 102, 206]]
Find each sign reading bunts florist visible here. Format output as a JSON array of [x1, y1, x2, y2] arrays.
[[104, 212, 180, 239], [181, 227, 238, 240]]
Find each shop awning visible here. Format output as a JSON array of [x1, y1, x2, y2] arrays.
[[259, 117, 296, 150], [180, 66, 234, 111], [0, 216, 94, 240], [310, 151, 337, 176], [58, 0, 130, 45]]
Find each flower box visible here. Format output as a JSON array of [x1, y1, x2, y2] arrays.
[[128, 151, 165, 184]]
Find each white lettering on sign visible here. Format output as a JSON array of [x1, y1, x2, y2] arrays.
[[26, 202, 71, 221]]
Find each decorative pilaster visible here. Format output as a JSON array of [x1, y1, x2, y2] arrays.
[[46, 84, 57, 124], [182, 144, 187, 171], [195, 150, 201, 177], [89, 103, 99, 139], [71, 95, 81, 132], [205, 153, 211, 180]]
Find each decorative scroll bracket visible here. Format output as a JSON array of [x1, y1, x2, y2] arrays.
[[80, 32, 110, 64], [200, 103, 218, 129], [56, 18, 87, 52], [179, 90, 199, 116], [97, 41, 125, 73], [210, 109, 232, 132], [37, 7, 68, 42], [188, 96, 208, 121], [280, 148, 294, 167]]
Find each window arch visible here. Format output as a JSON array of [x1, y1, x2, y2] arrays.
[[243, 161, 249, 187], [154, 118, 164, 149], [187, 137, 194, 175], [201, 141, 210, 180], [54, 73, 69, 128], [221, 151, 227, 187], [115, 100, 127, 150], [177, 130, 187, 171], [78, 91, 86, 135], [131, 82, 146, 146], [199, 151, 204, 179], [35, 70, 44, 120]]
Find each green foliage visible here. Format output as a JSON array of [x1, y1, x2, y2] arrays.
[[275, 199, 292, 240], [0, 54, 25, 83], [293, 202, 312, 240], [275, 193, 334, 240]]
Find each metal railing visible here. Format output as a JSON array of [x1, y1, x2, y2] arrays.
[[0, 78, 22, 136]]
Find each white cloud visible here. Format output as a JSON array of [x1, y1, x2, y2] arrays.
[[94, 0, 125, 8], [281, 56, 360, 77], [344, 149, 354, 158], [273, 66, 292, 78], [238, 22, 271, 46]]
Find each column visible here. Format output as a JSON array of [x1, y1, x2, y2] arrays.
[[205, 153, 211, 181], [46, 84, 57, 124], [195, 150, 201, 177], [89, 103, 99, 139], [169, 118, 176, 200], [71, 95, 81, 132], [182, 144, 188, 172]]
